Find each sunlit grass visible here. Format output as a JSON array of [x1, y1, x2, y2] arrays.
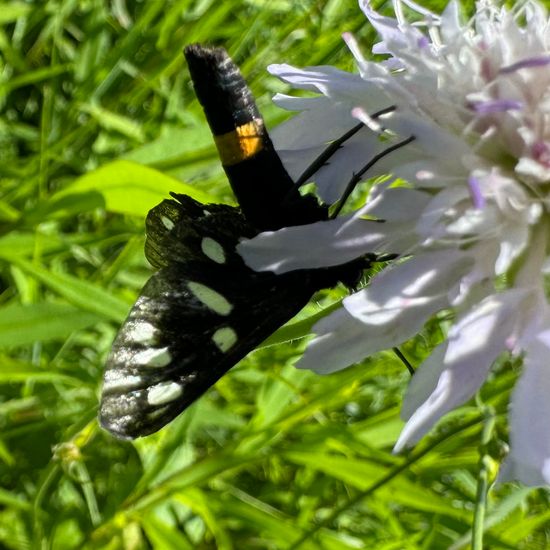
[[0, 0, 548, 548]]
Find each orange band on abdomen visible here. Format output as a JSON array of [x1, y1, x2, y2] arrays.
[[214, 119, 265, 166]]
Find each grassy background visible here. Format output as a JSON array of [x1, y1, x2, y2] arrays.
[[1, 0, 550, 548]]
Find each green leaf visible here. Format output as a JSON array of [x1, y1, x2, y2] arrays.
[[252, 363, 309, 428], [261, 300, 343, 347], [23, 191, 105, 225], [0, 302, 100, 347], [448, 487, 534, 550], [284, 451, 471, 521], [174, 488, 233, 549], [130, 451, 259, 512], [4, 258, 131, 322], [0, 488, 30, 511], [0, 2, 31, 24], [122, 125, 214, 165], [0, 439, 14, 467], [0, 358, 81, 384], [212, 496, 318, 549], [0, 64, 71, 93], [54, 160, 216, 217], [141, 516, 194, 550], [0, 232, 69, 258], [79, 102, 146, 142]]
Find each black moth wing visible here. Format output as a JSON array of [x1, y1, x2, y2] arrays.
[[100, 45, 366, 439], [99, 194, 315, 439], [144, 191, 254, 269]]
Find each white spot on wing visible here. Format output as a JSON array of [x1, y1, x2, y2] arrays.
[[103, 372, 143, 392], [201, 237, 226, 264], [212, 327, 237, 352], [126, 322, 158, 345], [133, 347, 172, 367], [187, 281, 233, 315], [161, 215, 175, 230], [147, 381, 183, 406]]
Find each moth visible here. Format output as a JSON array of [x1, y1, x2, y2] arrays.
[[99, 45, 368, 439]]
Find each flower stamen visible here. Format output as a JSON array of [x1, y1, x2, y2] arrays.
[[500, 55, 550, 74]]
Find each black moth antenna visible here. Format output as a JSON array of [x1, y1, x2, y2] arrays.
[[99, 45, 405, 439], [290, 104, 398, 193]]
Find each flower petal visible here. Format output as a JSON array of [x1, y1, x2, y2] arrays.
[[268, 63, 381, 101], [297, 250, 471, 374], [344, 250, 472, 326], [237, 214, 386, 273], [294, 307, 376, 374], [395, 292, 523, 451], [500, 335, 550, 486], [238, 188, 432, 273]]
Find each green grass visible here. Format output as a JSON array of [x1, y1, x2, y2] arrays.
[[1, 0, 549, 548]]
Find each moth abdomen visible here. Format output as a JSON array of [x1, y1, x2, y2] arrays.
[[184, 44, 327, 231]]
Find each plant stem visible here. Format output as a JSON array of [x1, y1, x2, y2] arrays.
[[472, 404, 496, 550]]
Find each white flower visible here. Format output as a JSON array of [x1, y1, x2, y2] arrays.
[[237, 0, 550, 486]]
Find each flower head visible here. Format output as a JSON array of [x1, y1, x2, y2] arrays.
[[237, 0, 550, 486]]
